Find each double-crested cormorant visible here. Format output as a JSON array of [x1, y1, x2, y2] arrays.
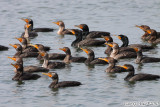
[[98, 57, 127, 73], [10, 44, 39, 58], [121, 64, 160, 82], [134, 47, 160, 64], [136, 25, 151, 41], [115, 34, 154, 50], [8, 57, 49, 73], [69, 29, 106, 47], [53, 21, 74, 35], [31, 44, 65, 60], [81, 48, 108, 65], [102, 36, 113, 55], [11, 63, 41, 81], [74, 24, 110, 39], [22, 18, 54, 32], [40, 52, 65, 69], [16, 37, 38, 53], [59, 47, 86, 63], [105, 42, 137, 60], [146, 29, 160, 44], [0, 45, 9, 51], [42, 72, 82, 88]]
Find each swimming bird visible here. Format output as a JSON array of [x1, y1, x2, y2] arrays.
[[134, 47, 160, 64], [81, 48, 108, 65], [121, 64, 160, 82], [42, 72, 82, 88], [74, 24, 110, 39], [53, 21, 74, 35], [40, 52, 65, 69], [105, 42, 137, 60], [59, 47, 86, 63], [98, 57, 127, 73], [31, 44, 65, 60], [10, 44, 39, 58], [69, 29, 106, 47], [11, 63, 41, 81], [0, 45, 9, 51], [22, 18, 54, 32], [135, 25, 151, 41], [146, 29, 160, 44], [8, 57, 49, 73], [115, 34, 154, 51]]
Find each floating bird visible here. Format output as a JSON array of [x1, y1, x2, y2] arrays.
[[42, 72, 82, 88]]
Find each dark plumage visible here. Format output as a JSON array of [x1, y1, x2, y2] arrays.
[[81, 48, 108, 65], [22, 18, 54, 32], [116, 34, 154, 51], [121, 64, 160, 82], [11, 63, 41, 81], [134, 47, 160, 63], [146, 29, 160, 44], [0, 45, 9, 51], [99, 57, 127, 73], [8, 57, 49, 73], [69, 29, 106, 47], [32, 44, 65, 60], [59, 47, 86, 63], [42, 72, 81, 88], [10, 44, 39, 58], [40, 52, 65, 69], [105, 42, 137, 60], [75, 24, 110, 39]]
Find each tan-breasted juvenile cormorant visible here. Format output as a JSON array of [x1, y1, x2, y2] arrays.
[[8, 57, 49, 73], [74, 24, 110, 39], [105, 42, 137, 60], [10, 44, 39, 58], [134, 47, 160, 64], [22, 18, 54, 32], [31, 44, 65, 60], [11, 63, 41, 81], [42, 72, 81, 88], [0, 45, 9, 51], [81, 48, 108, 65], [69, 29, 106, 47], [98, 57, 127, 73], [53, 21, 74, 35], [121, 64, 160, 82], [115, 34, 154, 50], [59, 47, 86, 63], [102, 36, 113, 56], [40, 52, 65, 69]]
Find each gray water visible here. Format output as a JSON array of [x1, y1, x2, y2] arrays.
[[0, 0, 160, 107]]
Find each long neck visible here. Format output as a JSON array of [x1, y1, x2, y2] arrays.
[[82, 28, 89, 39], [105, 46, 112, 56], [71, 33, 83, 46], [85, 53, 95, 64], [42, 58, 49, 68], [63, 54, 72, 63], [14, 50, 22, 57], [24, 28, 30, 44], [110, 47, 119, 57], [121, 38, 129, 47], [106, 62, 115, 72], [22, 44, 27, 50], [124, 70, 135, 81], [57, 26, 65, 35], [49, 79, 58, 88], [135, 51, 143, 63]]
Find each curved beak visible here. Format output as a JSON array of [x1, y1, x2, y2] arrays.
[[15, 37, 23, 43], [21, 18, 29, 23], [42, 73, 52, 77], [74, 25, 83, 29], [98, 58, 108, 62], [59, 48, 66, 52], [80, 48, 88, 54], [117, 65, 128, 70], [53, 21, 60, 25], [9, 44, 18, 49], [8, 57, 17, 61], [105, 43, 113, 47]]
